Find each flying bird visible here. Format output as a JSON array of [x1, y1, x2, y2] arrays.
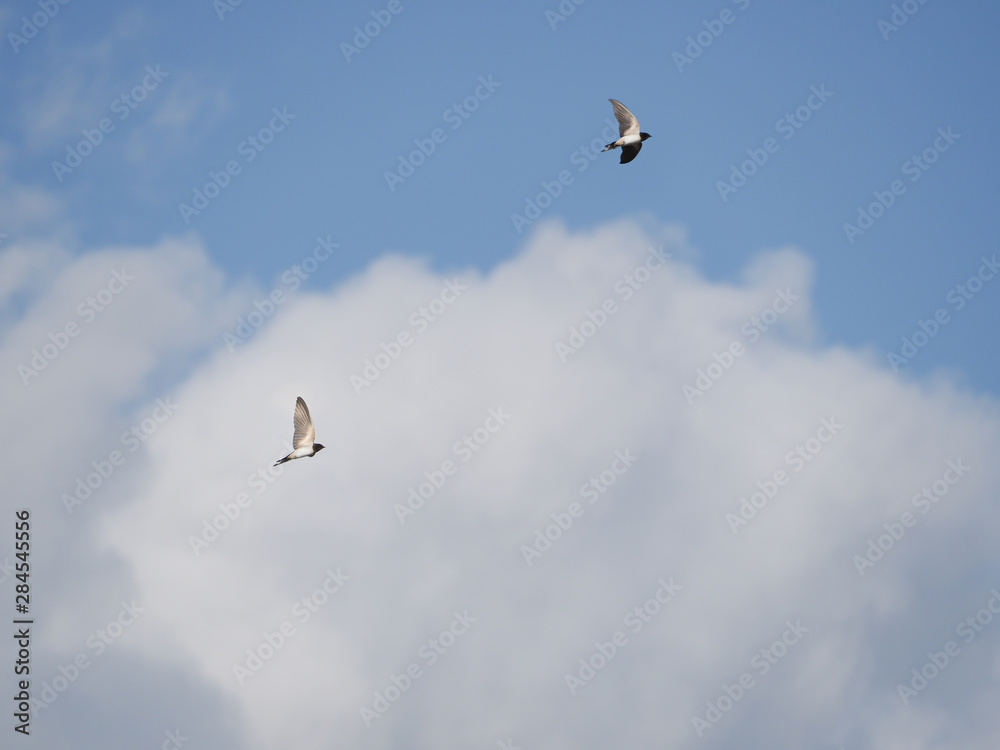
[[602, 99, 651, 164], [274, 397, 325, 466]]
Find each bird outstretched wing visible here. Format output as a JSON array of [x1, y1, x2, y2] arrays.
[[292, 397, 316, 449], [610, 99, 640, 137], [620, 143, 642, 164]]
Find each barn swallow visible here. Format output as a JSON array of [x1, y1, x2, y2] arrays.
[[274, 397, 325, 466], [602, 99, 651, 164]]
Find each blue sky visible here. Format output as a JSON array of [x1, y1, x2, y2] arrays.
[[4, 1, 999, 391], [4, 2, 1000, 749]]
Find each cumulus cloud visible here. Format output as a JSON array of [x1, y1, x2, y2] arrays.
[[4, 219, 1000, 749]]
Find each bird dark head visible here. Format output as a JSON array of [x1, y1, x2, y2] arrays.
[[313, 444, 326, 453], [640, 132, 652, 141]]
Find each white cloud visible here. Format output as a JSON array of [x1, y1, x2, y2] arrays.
[[5, 219, 1000, 748]]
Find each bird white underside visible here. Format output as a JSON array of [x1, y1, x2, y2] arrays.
[[291, 446, 315, 459], [619, 133, 642, 146]]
